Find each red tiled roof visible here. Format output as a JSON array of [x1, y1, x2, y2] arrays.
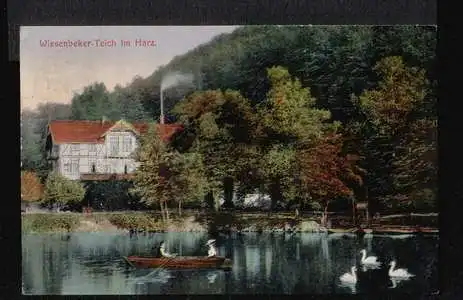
[[48, 120, 182, 144]]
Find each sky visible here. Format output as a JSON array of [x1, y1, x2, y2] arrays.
[[20, 26, 239, 111]]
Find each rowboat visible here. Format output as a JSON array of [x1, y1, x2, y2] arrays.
[[123, 256, 233, 270]]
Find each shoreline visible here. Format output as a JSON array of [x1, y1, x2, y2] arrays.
[[21, 211, 439, 235]]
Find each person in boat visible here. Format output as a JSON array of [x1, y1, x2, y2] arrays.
[[152, 241, 177, 258], [206, 239, 218, 257]]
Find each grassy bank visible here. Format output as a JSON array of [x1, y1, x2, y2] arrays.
[[21, 211, 439, 234]]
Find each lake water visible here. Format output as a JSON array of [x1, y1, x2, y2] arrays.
[[22, 232, 438, 295]]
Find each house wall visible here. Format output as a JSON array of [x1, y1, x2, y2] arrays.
[[56, 130, 139, 180]]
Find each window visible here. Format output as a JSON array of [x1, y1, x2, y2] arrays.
[[88, 144, 97, 155], [63, 159, 71, 173], [122, 136, 132, 152], [71, 144, 80, 155], [109, 136, 119, 156], [71, 158, 79, 174]]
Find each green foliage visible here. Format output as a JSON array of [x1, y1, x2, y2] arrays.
[[132, 123, 208, 216], [351, 56, 435, 212], [168, 152, 209, 206], [84, 180, 140, 210], [253, 66, 338, 210], [108, 213, 163, 231], [21, 103, 71, 178], [259, 66, 331, 143], [22, 213, 80, 233], [42, 172, 86, 207], [71, 83, 111, 120], [358, 56, 428, 135], [173, 89, 257, 209], [131, 123, 170, 208], [21, 25, 436, 215]]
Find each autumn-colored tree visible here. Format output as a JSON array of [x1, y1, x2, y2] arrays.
[[21, 171, 44, 202], [297, 134, 362, 226]]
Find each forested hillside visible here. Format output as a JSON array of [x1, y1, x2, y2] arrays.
[[21, 25, 437, 214]]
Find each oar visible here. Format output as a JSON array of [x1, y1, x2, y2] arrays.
[[138, 256, 175, 279], [122, 256, 135, 268]]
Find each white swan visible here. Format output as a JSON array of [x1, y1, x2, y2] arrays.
[[206, 239, 217, 257], [360, 249, 381, 266], [388, 261, 414, 278], [340, 266, 357, 284]]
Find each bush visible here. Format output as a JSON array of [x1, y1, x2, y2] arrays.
[[108, 213, 163, 231], [22, 213, 81, 233], [83, 180, 143, 211], [42, 172, 86, 209]]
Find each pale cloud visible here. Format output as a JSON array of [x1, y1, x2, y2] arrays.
[[20, 26, 239, 111]]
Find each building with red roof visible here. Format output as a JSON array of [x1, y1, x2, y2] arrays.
[[45, 119, 182, 181]]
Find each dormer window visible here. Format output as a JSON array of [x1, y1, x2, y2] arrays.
[[109, 136, 119, 156], [122, 136, 132, 152]]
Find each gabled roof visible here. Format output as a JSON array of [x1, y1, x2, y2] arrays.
[[48, 120, 182, 144], [101, 119, 140, 137]]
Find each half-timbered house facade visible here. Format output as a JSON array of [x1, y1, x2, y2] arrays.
[[45, 119, 181, 180]]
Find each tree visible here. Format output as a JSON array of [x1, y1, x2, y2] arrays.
[[168, 151, 208, 216], [391, 118, 437, 211], [42, 172, 86, 209], [107, 85, 151, 122], [173, 89, 256, 210], [21, 103, 71, 178], [21, 171, 44, 202], [131, 123, 173, 221], [353, 56, 431, 212], [132, 123, 208, 219], [254, 66, 334, 212], [83, 180, 139, 210], [70, 82, 111, 120], [296, 134, 362, 226]]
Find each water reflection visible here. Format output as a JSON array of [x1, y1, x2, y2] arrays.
[[361, 264, 382, 272], [389, 277, 410, 289], [130, 269, 174, 284], [22, 232, 438, 295], [338, 282, 357, 294], [206, 271, 220, 283]]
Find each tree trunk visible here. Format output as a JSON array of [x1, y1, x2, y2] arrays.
[[322, 201, 330, 227], [178, 199, 182, 217], [222, 177, 235, 209], [269, 179, 282, 214], [159, 200, 166, 223], [205, 191, 215, 212], [352, 196, 356, 226], [165, 201, 170, 222]]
